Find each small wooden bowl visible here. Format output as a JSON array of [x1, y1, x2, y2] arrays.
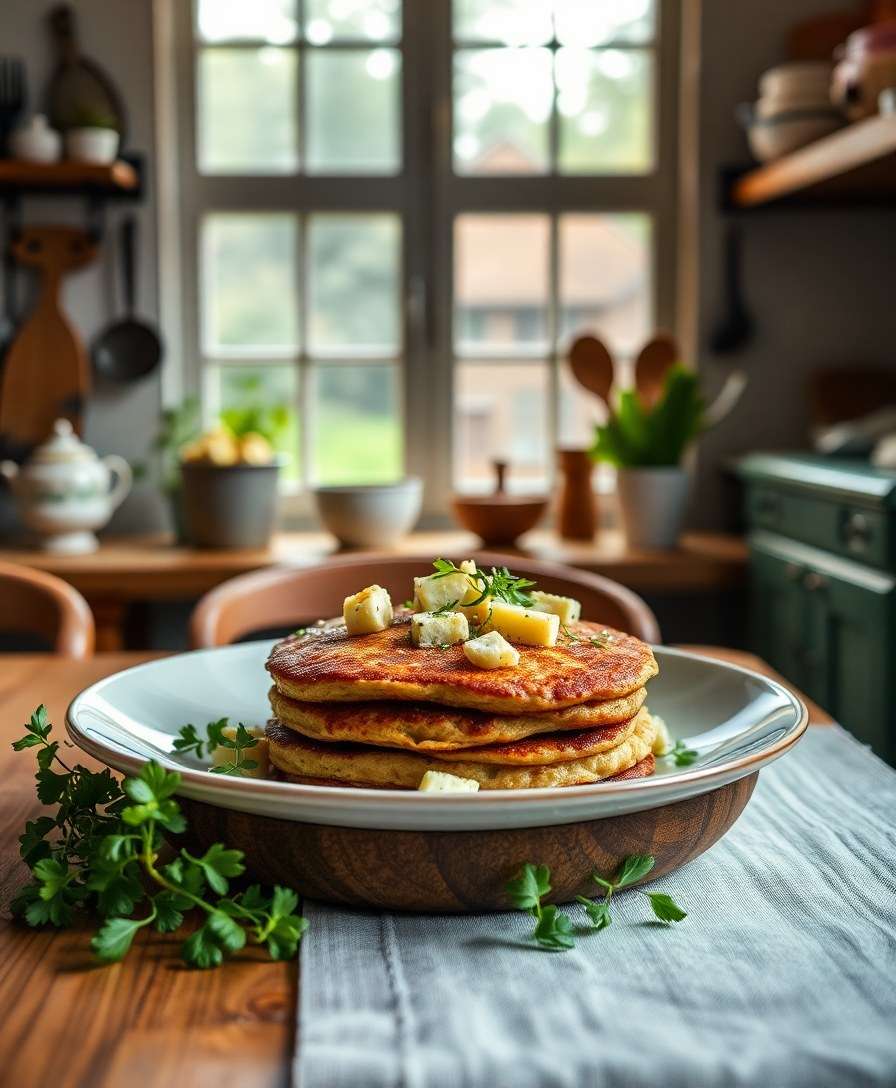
[[178, 774, 756, 911], [452, 495, 548, 547]]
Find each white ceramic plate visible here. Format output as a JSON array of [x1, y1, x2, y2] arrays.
[[67, 642, 807, 831]]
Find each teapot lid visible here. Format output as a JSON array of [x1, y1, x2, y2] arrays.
[[30, 419, 97, 464]]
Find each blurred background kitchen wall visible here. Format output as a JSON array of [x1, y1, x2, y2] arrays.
[[2, 0, 894, 531], [0, 0, 163, 534]]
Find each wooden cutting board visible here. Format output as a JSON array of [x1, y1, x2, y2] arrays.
[[0, 225, 96, 460]]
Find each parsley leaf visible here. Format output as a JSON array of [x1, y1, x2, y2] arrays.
[[506, 863, 574, 950], [505, 862, 551, 912], [644, 892, 687, 923], [670, 739, 698, 767], [533, 904, 575, 950], [576, 895, 612, 931], [172, 723, 205, 759], [614, 853, 656, 889]]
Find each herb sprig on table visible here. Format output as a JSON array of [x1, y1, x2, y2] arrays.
[[11, 706, 307, 968], [431, 559, 535, 607], [507, 858, 687, 950]]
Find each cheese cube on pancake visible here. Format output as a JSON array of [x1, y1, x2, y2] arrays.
[[463, 630, 520, 669], [211, 724, 270, 778], [530, 590, 581, 625], [650, 714, 672, 756], [414, 560, 489, 624], [343, 585, 394, 635], [418, 770, 480, 793], [411, 610, 469, 648], [484, 600, 560, 647]]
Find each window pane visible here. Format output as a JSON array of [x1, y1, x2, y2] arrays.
[[305, 0, 401, 43], [307, 214, 401, 355], [312, 364, 402, 484], [453, 0, 552, 44], [215, 365, 300, 484], [454, 214, 549, 355], [455, 362, 549, 493], [306, 49, 401, 173], [556, 48, 653, 174], [453, 48, 552, 174], [197, 0, 298, 42], [555, 0, 655, 45], [558, 212, 651, 357], [198, 48, 298, 173], [203, 214, 299, 353]]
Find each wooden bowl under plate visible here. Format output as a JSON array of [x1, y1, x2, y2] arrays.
[[178, 774, 756, 912]]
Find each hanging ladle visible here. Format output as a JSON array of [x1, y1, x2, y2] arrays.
[[93, 215, 163, 382]]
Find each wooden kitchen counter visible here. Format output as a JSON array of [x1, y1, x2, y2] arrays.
[[0, 648, 827, 1088], [0, 530, 747, 650]]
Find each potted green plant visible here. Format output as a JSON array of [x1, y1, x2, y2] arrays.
[[64, 105, 120, 164], [589, 366, 704, 550], [177, 381, 292, 549]]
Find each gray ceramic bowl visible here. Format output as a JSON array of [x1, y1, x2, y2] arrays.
[[313, 477, 423, 548]]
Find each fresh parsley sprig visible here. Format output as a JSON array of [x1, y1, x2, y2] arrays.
[[173, 718, 260, 776], [505, 863, 575, 950], [668, 739, 698, 767], [508, 856, 687, 950], [12, 706, 307, 968], [431, 559, 535, 608], [578, 854, 687, 930]]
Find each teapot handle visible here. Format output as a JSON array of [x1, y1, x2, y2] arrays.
[[103, 455, 133, 511]]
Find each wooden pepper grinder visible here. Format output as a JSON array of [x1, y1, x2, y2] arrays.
[[556, 448, 595, 540]]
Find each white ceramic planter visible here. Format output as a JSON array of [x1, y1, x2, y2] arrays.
[[10, 115, 62, 163], [616, 466, 689, 551], [65, 126, 119, 165]]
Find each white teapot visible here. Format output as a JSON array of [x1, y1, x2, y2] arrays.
[[1, 419, 132, 553]]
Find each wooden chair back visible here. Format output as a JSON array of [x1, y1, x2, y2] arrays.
[[190, 552, 660, 648], [0, 560, 94, 658]]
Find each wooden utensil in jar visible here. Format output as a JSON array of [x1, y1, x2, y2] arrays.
[[0, 226, 95, 461], [634, 333, 679, 409]]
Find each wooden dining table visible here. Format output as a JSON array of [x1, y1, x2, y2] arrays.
[[0, 650, 831, 1088]]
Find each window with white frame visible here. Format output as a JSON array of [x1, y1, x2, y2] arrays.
[[169, 0, 677, 515]]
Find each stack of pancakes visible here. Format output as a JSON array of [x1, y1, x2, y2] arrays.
[[265, 614, 661, 790]]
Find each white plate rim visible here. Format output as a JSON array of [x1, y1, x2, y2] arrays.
[[65, 643, 809, 824]]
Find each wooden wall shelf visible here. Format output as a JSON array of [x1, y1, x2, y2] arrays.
[[0, 155, 142, 200], [724, 115, 896, 209]]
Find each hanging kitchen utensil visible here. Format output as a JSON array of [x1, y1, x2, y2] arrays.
[[0, 233, 17, 361], [93, 216, 163, 382], [45, 4, 127, 141], [568, 334, 615, 408], [709, 223, 754, 354], [0, 57, 26, 156], [0, 225, 95, 462], [634, 333, 679, 409]]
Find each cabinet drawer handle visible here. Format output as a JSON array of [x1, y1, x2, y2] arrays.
[[803, 571, 827, 591], [842, 512, 872, 550]]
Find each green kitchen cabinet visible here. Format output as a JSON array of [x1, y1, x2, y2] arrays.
[[738, 455, 896, 763]]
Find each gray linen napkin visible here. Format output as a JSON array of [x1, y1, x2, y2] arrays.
[[296, 727, 896, 1088]]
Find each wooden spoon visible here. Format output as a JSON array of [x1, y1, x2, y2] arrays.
[[635, 334, 678, 409], [568, 335, 614, 408]]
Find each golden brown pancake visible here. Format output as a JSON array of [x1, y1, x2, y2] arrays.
[[269, 685, 647, 752], [277, 753, 657, 789], [267, 617, 658, 713], [265, 709, 656, 790]]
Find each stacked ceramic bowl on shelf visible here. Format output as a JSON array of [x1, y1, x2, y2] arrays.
[[742, 62, 843, 162]]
